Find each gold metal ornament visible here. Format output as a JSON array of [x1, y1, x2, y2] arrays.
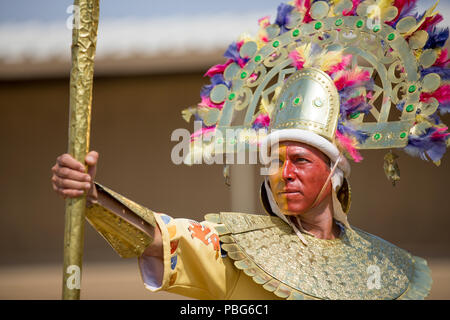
[[223, 164, 231, 186], [270, 68, 340, 141], [337, 178, 351, 214], [62, 0, 100, 300], [204, 212, 432, 300], [188, 0, 445, 156], [383, 150, 401, 186]]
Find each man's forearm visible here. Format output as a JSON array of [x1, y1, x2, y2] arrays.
[[85, 184, 163, 258]]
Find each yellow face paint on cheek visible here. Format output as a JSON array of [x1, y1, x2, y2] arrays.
[[268, 145, 289, 213]]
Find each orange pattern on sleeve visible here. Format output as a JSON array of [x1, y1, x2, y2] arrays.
[[188, 221, 220, 255]]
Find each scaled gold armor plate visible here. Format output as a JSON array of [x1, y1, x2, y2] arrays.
[[206, 212, 431, 300]]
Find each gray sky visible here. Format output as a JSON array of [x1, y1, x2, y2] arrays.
[[0, 0, 446, 24], [0, 0, 282, 23]]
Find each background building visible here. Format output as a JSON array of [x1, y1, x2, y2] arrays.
[[1, 0, 449, 299]]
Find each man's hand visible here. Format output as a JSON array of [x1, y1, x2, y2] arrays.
[[51, 151, 99, 206]]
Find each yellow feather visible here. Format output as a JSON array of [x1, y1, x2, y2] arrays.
[[404, 0, 440, 37], [181, 107, 196, 123], [317, 51, 344, 72], [258, 99, 270, 114], [376, 0, 394, 10], [367, 0, 394, 19], [238, 33, 255, 44], [295, 43, 313, 68]]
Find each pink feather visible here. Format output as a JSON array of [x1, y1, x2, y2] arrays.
[[328, 54, 353, 75], [336, 131, 363, 162], [190, 126, 216, 141], [343, 0, 361, 16], [204, 60, 232, 77], [288, 50, 305, 69], [258, 16, 271, 43], [420, 84, 450, 103], [431, 127, 450, 140], [418, 14, 443, 32], [249, 73, 259, 82], [294, 0, 312, 23], [258, 16, 271, 28], [254, 114, 270, 127], [198, 96, 224, 110], [433, 49, 450, 67], [334, 70, 371, 91], [346, 95, 365, 107], [390, 0, 417, 22], [260, 35, 269, 43]]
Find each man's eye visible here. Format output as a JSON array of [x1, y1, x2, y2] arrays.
[[295, 157, 309, 163]]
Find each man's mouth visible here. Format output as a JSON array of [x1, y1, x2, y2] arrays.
[[279, 190, 302, 195]]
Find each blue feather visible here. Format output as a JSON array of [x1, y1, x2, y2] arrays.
[[275, 3, 294, 34], [421, 66, 450, 80], [439, 101, 450, 114], [200, 74, 230, 98], [224, 42, 241, 62], [340, 101, 372, 117], [404, 127, 448, 162], [223, 41, 249, 67], [396, 101, 406, 112], [337, 122, 370, 144], [393, 1, 418, 26], [424, 27, 449, 49]]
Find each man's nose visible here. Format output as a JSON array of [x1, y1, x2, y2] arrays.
[[282, 160, 296, 182]]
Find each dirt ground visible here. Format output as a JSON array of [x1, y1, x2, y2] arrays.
[[0, 259, 448, 300]]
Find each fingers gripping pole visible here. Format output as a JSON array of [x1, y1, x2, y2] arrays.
[[62, 0, 99, 300]]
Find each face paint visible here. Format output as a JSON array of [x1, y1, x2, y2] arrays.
[[267, 141, 332, 216]]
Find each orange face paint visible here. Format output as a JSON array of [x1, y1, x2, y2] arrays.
[[267, 141, 332, 216]]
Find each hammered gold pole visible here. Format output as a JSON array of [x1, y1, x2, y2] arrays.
[[62, 0, 99, 300]]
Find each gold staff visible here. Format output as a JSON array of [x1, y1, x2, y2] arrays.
[[62, 0, 100, 300]]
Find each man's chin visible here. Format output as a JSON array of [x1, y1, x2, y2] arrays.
[[279, 204, 310, 216]]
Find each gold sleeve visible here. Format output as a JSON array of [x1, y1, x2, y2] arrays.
[[85, 182, 157, 258]]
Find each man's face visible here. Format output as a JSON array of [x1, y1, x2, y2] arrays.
[[267, 141, 332, 215]]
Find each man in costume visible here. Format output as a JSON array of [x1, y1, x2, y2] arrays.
[[51, 0, 449, 299]]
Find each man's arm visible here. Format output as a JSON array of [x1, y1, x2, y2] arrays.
[[51, 152, 162, 259], [51, 152, 240, 299], [90, 184, 163, 259]]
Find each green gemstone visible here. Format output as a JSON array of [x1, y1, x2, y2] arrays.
[[400, 132, 407, 139], [356, 20, 363, 28], [335, 19, 343, 26], [228, 93, 236, 100], [273, 40, 280, 48], [387, 33, 395, 41], [374, 133, 381, 140], [254, 55, 261, 62], [292, 29, 300, 37], [350, 112, 360, 119], [240, 72, 247, 79], [294, 97, 300, 104], [406, 104, 414, 112], [408, 85, 416, 93], [314, 22, 322, 30], [279, 102, 284, 109], [373, 25, 380, 32]]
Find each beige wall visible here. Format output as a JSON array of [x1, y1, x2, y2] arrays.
[[1, 72, 450, 270]]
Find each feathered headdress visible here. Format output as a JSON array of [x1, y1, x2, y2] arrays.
[[182, 0, 450, 182]]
